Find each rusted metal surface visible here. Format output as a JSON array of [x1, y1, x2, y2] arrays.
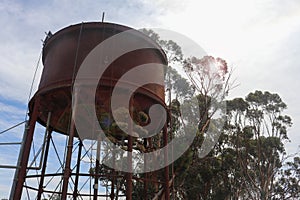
[[61, 120, 76, 200], [13, 98, 40, 200], [15, 22, 171, 200], [37, 129, 52, 200], [30, 22, 167, 137], [73, 140, 83, 199]]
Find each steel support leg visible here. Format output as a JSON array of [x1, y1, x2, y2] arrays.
[[73, 140, 83, 199], [93, 137, 101, 200], [61, 120, 76, 199], [37, 112, 52, 199], [163, 125, 170, 200], [126, 116, 133, 200], [37, 130, 52, 199], [12, 98, 40, 200]]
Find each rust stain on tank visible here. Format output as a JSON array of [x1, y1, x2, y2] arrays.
[[29, 22, 167, 137]]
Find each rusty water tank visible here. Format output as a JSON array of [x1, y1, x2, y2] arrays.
[[29, 22, 167, 137]]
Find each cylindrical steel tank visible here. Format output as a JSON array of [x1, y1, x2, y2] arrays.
[[29, 22, 167, 137]]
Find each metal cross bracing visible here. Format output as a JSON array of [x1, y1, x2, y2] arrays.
[[7, 21, 172, 200], [10, 109, 171, 199]]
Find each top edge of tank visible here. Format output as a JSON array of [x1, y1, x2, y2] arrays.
[[44, 22, 133, 43], [42, 22, 167, 64]]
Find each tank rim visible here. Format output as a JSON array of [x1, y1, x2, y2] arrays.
[[42, 22, 168, 65]]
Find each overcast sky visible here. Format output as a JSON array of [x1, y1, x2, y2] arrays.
[[0, 0, 300, 198]]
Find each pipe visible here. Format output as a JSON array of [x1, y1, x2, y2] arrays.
[[61, 120, 76, 200], [93, 136, 101, 200], [163, 125, 170, 200], [0, 142, 22, 145], [0, 165, 21, 169], [37, 127, 52, 200], [73, 140, 83, 199]]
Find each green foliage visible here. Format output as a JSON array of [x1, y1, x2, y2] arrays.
[[274, 157, 300, 199], [140, 28, 183, 63], [92, 28, 299, 200], [171, 90, 297, 200], [164, 65, 194, 99], [139, 29, 298, 200], [141, 28, 194, 100]]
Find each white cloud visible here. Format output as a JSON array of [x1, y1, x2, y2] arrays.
[[150, 0, 300, 158], [0, 169, 15, 198]]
